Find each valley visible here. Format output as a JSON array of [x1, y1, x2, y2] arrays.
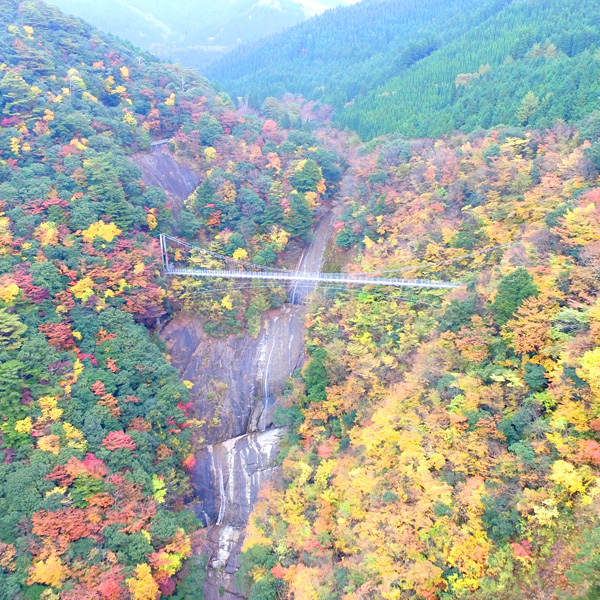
[[1, 2, 600, 600], [138, 140, 350, 597], [44, 0, 358, 71]]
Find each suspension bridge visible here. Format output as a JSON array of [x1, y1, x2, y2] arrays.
[[159, 234, 475, 291]]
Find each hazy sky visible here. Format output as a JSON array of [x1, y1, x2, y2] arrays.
[[45, 0, 362, 68], [281, 0, 362, 16]]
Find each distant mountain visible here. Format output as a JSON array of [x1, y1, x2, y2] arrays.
[[210, 0, 600, 140], [45, 0, 360, 70]]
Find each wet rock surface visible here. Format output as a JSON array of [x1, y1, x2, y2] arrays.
[[162, 297, 308, 598], [161, 208, 341, 598], [193, 428, 285, 528], [144, 134, 354, 599], [192, 430, 285, 600], [162, 304, 306, 445]]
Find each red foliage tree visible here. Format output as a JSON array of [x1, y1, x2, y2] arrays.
[[91, 381, 107, 396], [38, 322, 75, 350], [82, 453, 108, 478], [32, 508, 94, 546], [102, 431, 136, 452]]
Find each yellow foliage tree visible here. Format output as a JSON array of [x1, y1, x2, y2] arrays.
[[146, 210, 158, 230], [579, 348, 600, 395], [221, 295, 233, 310], [305, 191, 319, 209], [220, 180, 237, 203], [37, 435, 60, 454], [10, 137, 20, 155], [81, 220, 122, 243], [0, 282, 20, 303], [127, 563, 160, 600], [204, 147, 217, 161], [28, 553, 65, 588], [70, 276, 94, 301], [34, 222, 59, 246], [267, 152, 281, 173], [265, 226, 290, 249], [232, 248, 248, 261], [14, 417, 32, 434], [550, 460, 587, 495], [82, 91, 98, 102], [123, 111, 137, 127], [554, 203, 600, 246]]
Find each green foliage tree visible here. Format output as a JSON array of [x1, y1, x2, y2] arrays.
[[304, 348, 329, 403], [491, 268, 538, 325], [516, 91, 541, 125], [567, 527, 600, 599], [236, 545, 279, 599], [0, 310, 27, 350], [291, 159, 322, 193], [211, 0, 600, 140], [285, 193, 312, 239]]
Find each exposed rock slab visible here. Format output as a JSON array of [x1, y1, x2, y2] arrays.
[[132, 143, 201, 202], [193, 428, 285, 528], [162, 305, 306, 445], [161, 202, 343, 599]]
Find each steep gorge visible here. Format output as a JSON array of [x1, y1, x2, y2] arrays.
[[163, 208, 340, 599], [137, 143, 344, 598]]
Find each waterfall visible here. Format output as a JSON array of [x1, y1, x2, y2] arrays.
[[164, 201, 345, 599]]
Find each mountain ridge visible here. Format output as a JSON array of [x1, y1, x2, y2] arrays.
[[44, 0, 360, 71], [210, 0, 600, 140]]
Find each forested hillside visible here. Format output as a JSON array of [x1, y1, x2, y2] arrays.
[[3, 0, 600, 599], [239, 125, 600, 599], [0, 1, 343, 597], [0, 1, 204, 595], [209, 0, 488, 107], [211, 0, 600, 140]]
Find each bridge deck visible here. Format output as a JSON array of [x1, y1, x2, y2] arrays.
[[165, 268, 461, 289]]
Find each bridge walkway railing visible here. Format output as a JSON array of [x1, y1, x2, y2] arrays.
[[164, 267, 462, 290]]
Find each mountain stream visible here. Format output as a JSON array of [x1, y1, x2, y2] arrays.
[[135, 140, 348, 599], [162, 208, 338, 598]]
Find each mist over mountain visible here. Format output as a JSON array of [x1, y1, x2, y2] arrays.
[[44, 0, 360, 70]]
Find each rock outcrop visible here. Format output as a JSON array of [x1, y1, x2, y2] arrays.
[[138, 141, 346, 599]]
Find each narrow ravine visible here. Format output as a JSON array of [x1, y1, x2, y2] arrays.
[[137, 139, 354, 599], [162, 206, 341, 598]]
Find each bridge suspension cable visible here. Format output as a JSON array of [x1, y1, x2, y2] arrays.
[[159, 234, 464, 290], [164, 267, 461, 289]]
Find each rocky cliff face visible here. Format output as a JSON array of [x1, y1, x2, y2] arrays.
[[136, 141, 344, 599], [162, 292, 308, 599], [161, 304, 306, 447], [192, 429, 285, 597], [133, 143, 201, 205], [162, 209, 340, 599]]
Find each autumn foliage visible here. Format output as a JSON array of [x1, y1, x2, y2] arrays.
[[0, 3, 209, 597], [238, 125, 600, 599]]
